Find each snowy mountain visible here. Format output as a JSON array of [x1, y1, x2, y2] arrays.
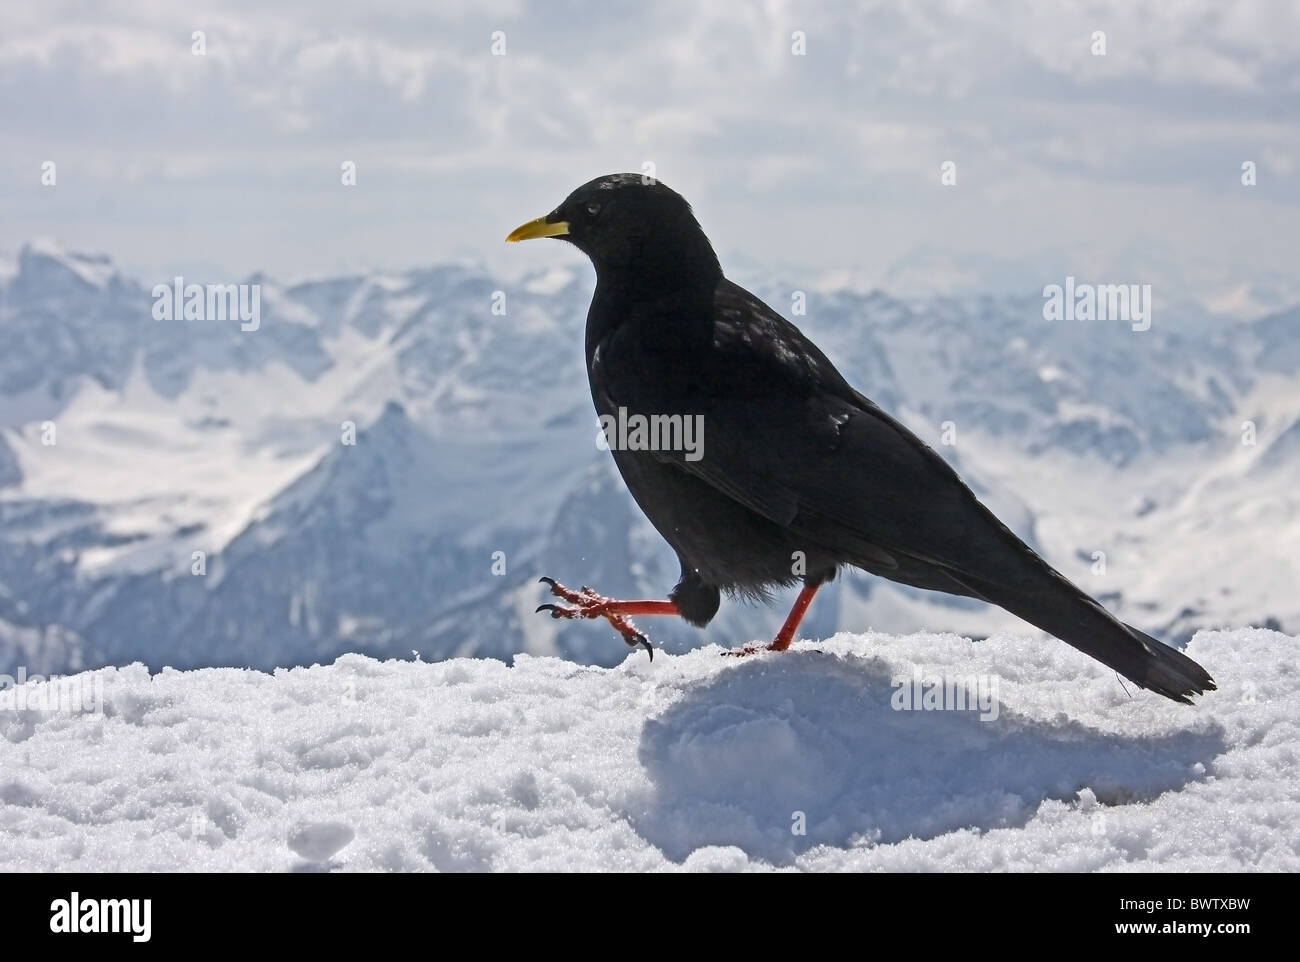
[[0, 240, 1296, 676]]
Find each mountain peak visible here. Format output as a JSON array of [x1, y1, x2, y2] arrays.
[[16, 238, 118, 291]]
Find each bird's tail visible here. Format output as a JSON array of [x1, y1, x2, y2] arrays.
[[1120, 623, 1217, 704], [951, 564, 1216, 705]]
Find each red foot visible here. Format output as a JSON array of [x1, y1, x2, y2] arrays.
[[721, 582, 823, 658], [536, 578, 679, 659]]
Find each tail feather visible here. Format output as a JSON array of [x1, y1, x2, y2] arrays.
[[1121, 624, 1216, 705], [948, 563, 1216, 705]]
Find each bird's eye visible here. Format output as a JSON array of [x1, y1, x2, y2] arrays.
[[585, 201, 602, 217]]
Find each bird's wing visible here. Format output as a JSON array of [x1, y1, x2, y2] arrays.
[[621, 279, 1029, 581]]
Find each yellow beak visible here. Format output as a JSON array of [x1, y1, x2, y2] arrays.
[[505, 216, 570, 242]]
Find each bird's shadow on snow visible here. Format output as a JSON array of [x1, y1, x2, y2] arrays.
[[634, 650, 1226, 865]]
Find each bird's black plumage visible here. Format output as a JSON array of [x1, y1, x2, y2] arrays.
[[509, 173, 1215, 704]]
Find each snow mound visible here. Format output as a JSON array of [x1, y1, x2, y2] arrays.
[[0, 628, 1294, 871]]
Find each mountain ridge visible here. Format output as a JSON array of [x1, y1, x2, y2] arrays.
[[0, 240, 1295, 675]]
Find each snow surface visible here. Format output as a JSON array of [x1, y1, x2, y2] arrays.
[[1, 627, 1295, 872]]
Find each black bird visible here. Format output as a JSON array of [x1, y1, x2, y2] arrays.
[[507, 173, 1215, 704]]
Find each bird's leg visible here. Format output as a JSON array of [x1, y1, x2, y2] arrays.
[[535, 577, 680, 659], [725, 582, 822, 657]]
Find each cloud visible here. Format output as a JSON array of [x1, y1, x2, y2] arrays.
[[0, 0, 1296, 296]]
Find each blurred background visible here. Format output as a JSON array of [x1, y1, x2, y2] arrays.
[[0, 0, 1297, 675]]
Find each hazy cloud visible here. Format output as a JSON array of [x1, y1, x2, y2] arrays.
[[1, 0, 1296, 306]]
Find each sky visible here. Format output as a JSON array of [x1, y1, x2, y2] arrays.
[[2, 0, 1298, 309]]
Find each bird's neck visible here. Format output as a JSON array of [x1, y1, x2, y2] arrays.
[[587, 260, 720, 357], [590, 230, 720, 312], [593, 221, 721, 298]]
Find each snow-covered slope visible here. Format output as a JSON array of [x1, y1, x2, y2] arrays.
[[0, 240, 1297, 676], [0, 628, 1293, 871]]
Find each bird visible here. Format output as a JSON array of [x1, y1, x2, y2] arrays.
[[506, 173, 1216, 704]]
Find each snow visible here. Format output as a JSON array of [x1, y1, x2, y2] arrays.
[[24, 238, 116, 289], [1, 627, 1294, 872], [4, 364, 325, 575]]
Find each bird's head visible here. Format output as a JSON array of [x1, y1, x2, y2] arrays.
[[507, 173, 720, 288]]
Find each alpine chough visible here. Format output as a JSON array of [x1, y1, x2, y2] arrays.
[[507, 173, 1215, 704]]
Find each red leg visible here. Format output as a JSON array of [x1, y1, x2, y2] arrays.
[[726, 582, 822, 656], [769, 582, 821, 651], [536, 578, 679, 658]]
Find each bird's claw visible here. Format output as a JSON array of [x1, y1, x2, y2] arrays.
[[537, 577, 598, 606], [625, 631, 654, 660], [536, 576, 655, 660]]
